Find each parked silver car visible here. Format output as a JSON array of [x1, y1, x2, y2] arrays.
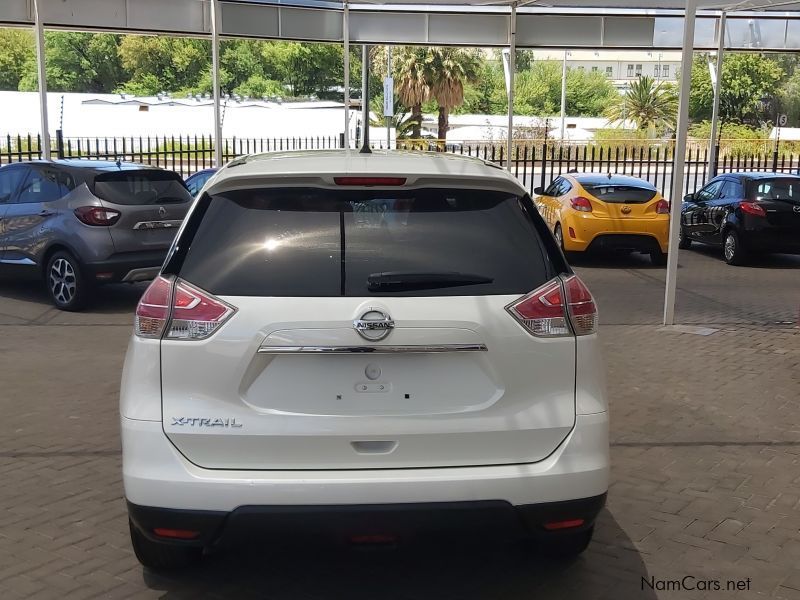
[[0, 160, 193, 310]]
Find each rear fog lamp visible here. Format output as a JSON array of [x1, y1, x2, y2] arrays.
[[153, 528, 201, 540]]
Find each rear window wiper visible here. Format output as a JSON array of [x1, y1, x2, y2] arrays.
[[367, 271, 494, 292]]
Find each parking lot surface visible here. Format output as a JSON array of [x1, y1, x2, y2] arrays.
[[1, 248, 799, 599]]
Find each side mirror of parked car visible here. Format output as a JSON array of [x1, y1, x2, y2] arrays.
[[533, 186, 544, 195], [683, 193, 695, 203]]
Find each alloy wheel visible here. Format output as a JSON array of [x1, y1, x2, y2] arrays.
[[49, 258, 77, 305], [724, 233, 736, 262]]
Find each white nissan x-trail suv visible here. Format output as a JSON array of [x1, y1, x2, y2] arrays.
[[120, 150, 609, 569]]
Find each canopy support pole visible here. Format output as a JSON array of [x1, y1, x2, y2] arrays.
[[360, 45, 371, 153], [708, 11, 726, 177], [506, 2, 516, 171], [343, 1, 350, 149], [211, 0, 223, 167], [663, 0, 698, 326], [33, 0, 50, 160], [560, 50, 567, 142]]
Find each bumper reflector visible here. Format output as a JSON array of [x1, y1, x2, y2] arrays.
[[543, 518, 585, 531], [153, 528, 201, 540]]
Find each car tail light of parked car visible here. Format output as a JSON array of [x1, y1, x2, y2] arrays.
[[73, 206, 121, 226], [506, 275, 597, 338], [656, 199, 670, 214], [570, 196, 593, 212], [739, 201, 766, 217], [135, 276, 235, 340]]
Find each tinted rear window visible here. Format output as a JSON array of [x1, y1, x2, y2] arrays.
[[175, 187, 553, 297], [749, 178, 800, 202], [93, 171, 192, 206], [581, 184, 657, 204]]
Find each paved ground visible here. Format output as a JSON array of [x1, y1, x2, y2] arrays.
[[0, 248, 799, 599]]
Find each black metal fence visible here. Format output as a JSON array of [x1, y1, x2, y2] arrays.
[[2, 131, 799, 198]]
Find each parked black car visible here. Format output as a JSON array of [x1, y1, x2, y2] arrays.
[[679, 172, 800, 265]]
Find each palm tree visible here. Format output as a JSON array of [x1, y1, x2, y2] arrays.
[[606, 75, 678, 134], [424, 47, 481, 141], [393, 47, 430, 139]]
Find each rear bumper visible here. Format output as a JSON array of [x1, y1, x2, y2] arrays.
[[741, 229, 800, 254], [128, 493, 607, 547], [562, 214, 669, 253], [83, 250, 166, 283], [122, 412, 609, 513]]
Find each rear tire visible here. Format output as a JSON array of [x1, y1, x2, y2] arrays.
[[540, 526, 594, 559], [554, 224, 578, 262], [650, 248, 668, 266], [45, 250, 91, 311], [129, 520, 203, 570], [723, 229, 747, 266], [678, 225, 692, 249]]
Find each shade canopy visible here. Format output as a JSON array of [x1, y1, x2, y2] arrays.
[[3, 0, 800, 51]]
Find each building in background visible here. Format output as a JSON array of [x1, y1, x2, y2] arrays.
[[530, 50, 682, 92]]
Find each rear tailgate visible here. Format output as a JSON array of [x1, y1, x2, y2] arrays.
[[91, 170, 192, 253], [160, 184, 576, 470]]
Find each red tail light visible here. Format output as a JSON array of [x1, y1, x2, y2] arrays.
[[570, 196, 593, 212], [506, 275, 597, 338], [134, 277, 235, 340], [655, 199, 670, 214], [74, 206, 121, 226], [739, 201, 766, 217], [135, 276, 172, 338], [334, 177, 406, 186], [563, 275, 598, 335]]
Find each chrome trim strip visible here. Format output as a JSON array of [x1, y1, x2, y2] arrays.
[[0, 257, 36, 266], [121, 267, 160, 282], [133, 220, 183, 230], [257, 344, 488, 354]]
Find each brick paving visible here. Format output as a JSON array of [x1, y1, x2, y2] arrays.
[[0, 248, 799, 599]]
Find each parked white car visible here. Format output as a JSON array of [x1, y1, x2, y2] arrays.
[[120, 150, 609, 569]]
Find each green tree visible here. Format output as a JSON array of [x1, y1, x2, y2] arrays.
[[458, 60, 505, 115], [606, 75, 677, 133], [234, 74, 285, 99], [118, 36, 210, 95], [508, 61, 617, 117], [689, 53, 784, 125], [392, 47, 430, 139], [423, 47, 481, 140], [18, 32, 125, 93], [0, 28, 34, 90]]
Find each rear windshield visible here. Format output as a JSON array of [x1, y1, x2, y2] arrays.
[[581, 184, 657, 204], [174, 187, 553, 297], [92, 171, 192, 206], [750, 178, 800, 202]]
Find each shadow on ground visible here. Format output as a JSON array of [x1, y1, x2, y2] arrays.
[[0, 276, 145, 315], [142, 510, 655, 600]]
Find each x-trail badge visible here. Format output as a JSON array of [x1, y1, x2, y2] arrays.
[[354, 309, 395, 341]]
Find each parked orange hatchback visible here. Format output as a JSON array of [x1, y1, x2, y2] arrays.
[[534, 173, 670, 265]]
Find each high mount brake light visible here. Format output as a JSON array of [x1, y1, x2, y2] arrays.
[[506, 275, 597, 337], [134, 276, 235, 340], [570, 196, 593, 212], [334, 177, 407, 186]]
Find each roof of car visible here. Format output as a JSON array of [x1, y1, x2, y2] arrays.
[[2, 159, 165, 172], [211, 150, 518, 190], [569, 173, 657, 189], [720, 172, 800, 180]]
